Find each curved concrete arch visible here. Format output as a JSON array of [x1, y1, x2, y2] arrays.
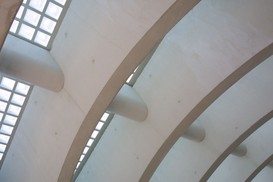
[[140, 42, 273, 181], [208, 115, 273, 181], [201, 110, 273, 181], [57, 1, 200, 181], [247, 154, 273, 181]]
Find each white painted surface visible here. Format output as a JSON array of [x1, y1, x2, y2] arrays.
[[0, 0, 273, 181], [108, 84, 148, 121], [210, 119, 273, 182], [0, 0, 175, 181], [0, 35, 64, 92], [76, 0, 273, 182]]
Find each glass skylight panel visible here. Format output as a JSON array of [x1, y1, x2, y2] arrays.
[[1, 125, 13, 135], [40, 17, 56, 33], [11, 94, 26, 106], [0, 135, 10, 144], [1, 78, 15, 90], [29, 0, 47, 12], [0, 89, 11, 101], [83, 147, 89, 155], [16, 6, 24, 19], [54, 0, 66, 6], [10, 21, 19, 34], [24, 10, 41, 26], [35, 31, 51, 47], [91, 130, 99, 139], [86, 139, 94, 147], [4, 115, 17, 126], [46, 2, 62, 19], [19, 24, 35, 40], [0, 144, 6, 152], [0, 102, 7, 112], [7, 105, 21, 116], [101, 113, 109, 122], [0, 75, 32, 167], [0, 113, 3, 121], [15, 83, 30, 95], [96, 122, 104, 130], [10, 0, 71, 48]]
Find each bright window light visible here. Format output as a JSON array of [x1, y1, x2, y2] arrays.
[[1, 125, 14, 135], [91, 130, 99, 139], [0, 134, 10, 144], [46, 2, 62, 20], [0, 153, 3, 160], [0, 144, 6, 153], [4, 115, 17, 126], [96, 122, 104, 130], [35, 31, 51, 47], [16, 83, 30, 95], [11, 94, 26, 106], [40, 17, 56, 33], [30, 0, 47, 12], [1, 78, 15, 90], [10, 0, 70, 48], [0, 75, 32, 166], [79, 155, 85, 162], [24, 9, 41, 26], [0, 89, 11, 101], [7, 105, 21, 116], [19, 24, 35, 40], [54, 0, 67, 6], [10, 20, 19, 33], [101, 113, 109, 122], [126, 74, 133, 83], [86, 139, 94, 147], [16, 6, 24, 19], [76, 162, 80, 169], [83, 147, 89, 155], [0, 102, 7, 112]]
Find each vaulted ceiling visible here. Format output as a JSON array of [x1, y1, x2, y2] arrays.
[[0, 0, 273, 182]]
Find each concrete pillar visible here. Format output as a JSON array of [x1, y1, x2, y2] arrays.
[[232, 144, 247, 157], [0, 35, 64, 92], [181, 122, 205, 142], [107, 84, 148, 121]]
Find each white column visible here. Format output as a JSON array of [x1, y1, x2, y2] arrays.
[[0, 35, 64, 92], [181, 122, 206, 142], [232, 144, 247, 157], [107, 84, 148, 121]]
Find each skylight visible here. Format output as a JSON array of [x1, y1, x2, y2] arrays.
[[0, 75, 32, 167], [72, 60, 150, 181], [72, 112, 113, 180], [9, 0, 70, 49]]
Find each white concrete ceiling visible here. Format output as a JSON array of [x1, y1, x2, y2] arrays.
[[0, 0, 272, 182]]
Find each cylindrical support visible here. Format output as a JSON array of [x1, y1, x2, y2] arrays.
[[107, 84, 148, 121], [182, 122, 206, 142], [232, 144, 247, 157], [0, 35, 64, 92]]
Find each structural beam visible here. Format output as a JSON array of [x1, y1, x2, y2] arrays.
[[231, 144, 247, 157], [0, 35, 64, 92], [108, 84, 148, 121], [181, 122, 205, 142]]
